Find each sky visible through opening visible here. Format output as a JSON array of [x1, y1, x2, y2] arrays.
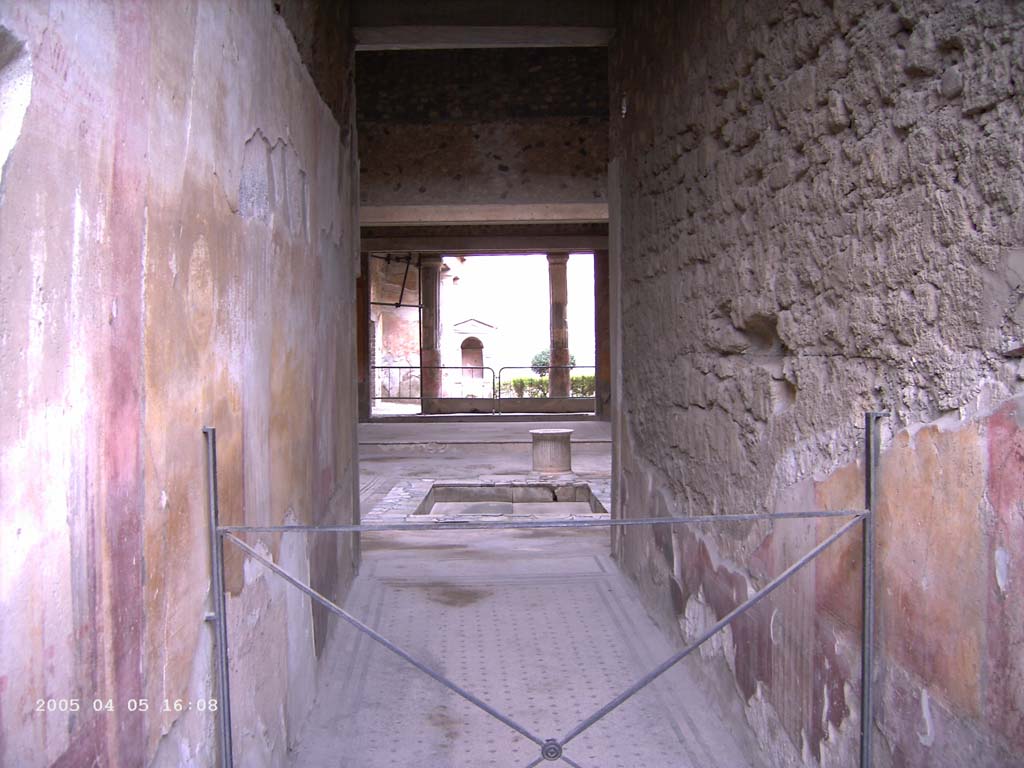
[[440, 253, 595, 374]]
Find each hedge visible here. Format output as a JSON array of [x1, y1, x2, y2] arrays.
[[498, 374, 595, 398]]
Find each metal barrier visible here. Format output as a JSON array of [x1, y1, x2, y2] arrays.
[[496, 365, 596, 400], [203, 412, 884, 768], [370, 365, 497, 409], [371, 364, 422, 402], [370, 364, 597, 414]]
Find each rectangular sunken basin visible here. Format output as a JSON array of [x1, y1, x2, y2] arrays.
[[413, 481, 607, 516]]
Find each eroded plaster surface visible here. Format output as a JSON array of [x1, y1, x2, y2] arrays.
[[357, 48, 608, 210], [0, 1, 357, 766], [611, 1, 1024, 765]]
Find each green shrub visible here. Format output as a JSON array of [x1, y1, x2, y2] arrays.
[[513, 376, 548, 397], [570, 374, 596, 397], [497, 374, 594, 398], [530, 349, 577, 376]]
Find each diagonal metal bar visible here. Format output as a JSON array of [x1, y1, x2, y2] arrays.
[[521, 753, 586, 768], [219, 508, 863, 535], [221, 532, 546, 748], [559, 513, 866, 747]]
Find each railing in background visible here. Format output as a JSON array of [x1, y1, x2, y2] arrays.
[[371, 365, 423, 403], [369, 364, 598, 415], [371, 365, 497, 406], [496, 366, 596, 399]]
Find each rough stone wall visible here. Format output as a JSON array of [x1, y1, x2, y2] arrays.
[[611, 1, 1024, 766], [357, 48, 608, 208], [0, 1, 357, 766]]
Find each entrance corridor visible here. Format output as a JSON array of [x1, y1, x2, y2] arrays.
[[287, 422, 767, 767]]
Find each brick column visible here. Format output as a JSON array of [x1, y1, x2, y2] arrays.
[[419, 255, 443, 410], [547, 252, 570, 398]]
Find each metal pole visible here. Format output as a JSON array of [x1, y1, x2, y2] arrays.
[[218, 507, 864, 535], [861, 412, 883, 768], [561, 513, 866, 747], [204, 427, 234, 768], [396, 257, 411, 308]]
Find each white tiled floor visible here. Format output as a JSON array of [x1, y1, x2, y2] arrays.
[[287, 424, 764, 767], [289, 524, 764, 767]]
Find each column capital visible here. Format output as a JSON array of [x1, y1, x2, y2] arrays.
[[546, 251, 570, 265], [419, 254, 444, 267]]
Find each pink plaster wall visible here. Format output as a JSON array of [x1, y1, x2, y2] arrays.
[[0, 1, 358, 765]]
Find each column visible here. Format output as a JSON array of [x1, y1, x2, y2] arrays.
[[594, 249, 611, 419], [357, 251, 371, 421], [609, 158, 624, 558], [547, 251, 570, 398], [419, 254, 443, 411]]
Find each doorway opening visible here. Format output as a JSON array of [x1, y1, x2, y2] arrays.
[[364, 251, 604, 419]]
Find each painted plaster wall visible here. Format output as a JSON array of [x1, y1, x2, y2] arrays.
[[0, 1, 357, 766], [611, 1, 1024, 765]]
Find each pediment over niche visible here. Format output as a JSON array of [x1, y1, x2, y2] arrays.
[[452, 318, 496, 334]]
